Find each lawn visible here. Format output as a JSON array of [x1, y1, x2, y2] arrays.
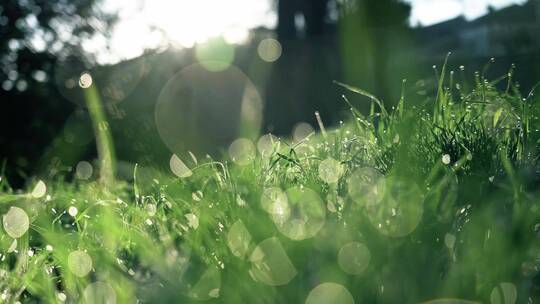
[[1, 62, 540, 303]]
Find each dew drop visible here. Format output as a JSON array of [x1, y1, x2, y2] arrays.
[[169, 154, 193, 178], [68, 206, 78, 217], [3, 207, 29, 238], [78, 72, 93, 89], [31, 180, 47, 198], [442, 154, 451, 165], [185, 213, 199, 229]]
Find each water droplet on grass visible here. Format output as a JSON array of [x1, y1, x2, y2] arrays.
[[57, 292, 67, 302], [185, 213, 199, 229], [145, 204, 157, 216], [3, 207, 29, 238], [78, 72, 93, 89], [170, 154, 193, 178], [68, 206, 78, 217], [192, 191, 203, 201], [31, 180, 46, 198], [442, 154, 451, 165]]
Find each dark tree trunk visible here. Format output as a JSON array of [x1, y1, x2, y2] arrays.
[[303, 0, 329, 38], [277, 0, 298, 41]]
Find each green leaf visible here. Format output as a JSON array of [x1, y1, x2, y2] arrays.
[[493, 107, 504, 128]]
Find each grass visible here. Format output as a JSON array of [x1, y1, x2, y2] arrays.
[[1, 61, 540, 303]]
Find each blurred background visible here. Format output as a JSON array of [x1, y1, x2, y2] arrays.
[[1, 0, 539, 185]]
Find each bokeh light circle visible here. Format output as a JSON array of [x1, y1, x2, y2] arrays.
[[305, 283, 355, 304], [228, 138, 256, 166], [338, 242, 371, 275], [258, 38, 282, 62], [260, 187, 290, 224], [76, 161, 93, 180], [249, 237, 297, 286], [257, 133, 279, 156], [68, 250, 93, 277], [292, 122, 314, 143], [365, 176, 424, 237], [53, 56, 93, 106], [195, 37, 235, 72], [227, 220, 252, 259], [188, 267, 221, 300], [83, 282, 116, 304], [155, 64, 262, 156], [3, 207, 30, 238], [490, 282, 517, 304], [318, 157, 344, 184], [274, 187, 326, 241], [63, 110, 94, 147], [100, 59, 148, 102], [347, 167, 386, 207]]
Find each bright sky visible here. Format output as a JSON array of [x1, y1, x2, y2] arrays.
[[407, 0, 528, 26], [90, 0, 527, 64]]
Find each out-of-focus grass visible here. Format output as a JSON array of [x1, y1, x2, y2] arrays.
[[1, 62, 540, 303]]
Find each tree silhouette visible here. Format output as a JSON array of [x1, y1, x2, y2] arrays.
[[277, 0, 330, 40], [275, 0, 411, 102], [0, 0, 116, 184], [340, 0, 411, 98]]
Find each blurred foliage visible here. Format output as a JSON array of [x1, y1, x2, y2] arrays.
[[0, 0, 116, 81], [0, 0, 116, 185]]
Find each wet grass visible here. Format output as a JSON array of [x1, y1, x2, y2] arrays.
[[1, 63, 540, 303]]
